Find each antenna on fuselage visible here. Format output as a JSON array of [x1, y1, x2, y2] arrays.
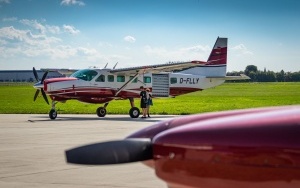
[[104, 63, 108, 68], [113, 62, 118, 69]]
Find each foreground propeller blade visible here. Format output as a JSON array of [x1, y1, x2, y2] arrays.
[[41, 89, 49, 105], [41, 71, 48, 83], [33, 90, 40, 101], [66, 139, 152, 165], [33, 67, 39, 81]]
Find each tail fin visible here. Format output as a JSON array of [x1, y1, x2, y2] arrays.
[[179, 37, 227, 76], [207, 37, 227, 65]]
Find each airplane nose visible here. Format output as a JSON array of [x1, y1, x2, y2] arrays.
[[33, 82, 44, 89]]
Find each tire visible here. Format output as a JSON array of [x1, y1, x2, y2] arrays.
[[97, 107, 106, 117], [49, 109, 57, 120], [129, 107, 140, 118]]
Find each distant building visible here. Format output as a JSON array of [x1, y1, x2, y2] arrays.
[[0, 70, 64, 82]]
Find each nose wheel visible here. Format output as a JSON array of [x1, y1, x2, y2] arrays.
[[49, 101, 58, 120], [49, 109, 57, 120]]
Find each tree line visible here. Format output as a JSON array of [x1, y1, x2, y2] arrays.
[[227, 65, 300, 82]]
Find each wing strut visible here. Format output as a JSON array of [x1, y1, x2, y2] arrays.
[[115, 73, 139, 97]]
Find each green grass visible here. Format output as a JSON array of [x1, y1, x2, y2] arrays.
[[0, 82, 300, 115]]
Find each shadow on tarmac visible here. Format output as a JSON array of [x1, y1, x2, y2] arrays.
[[28, 115, 177, 123]]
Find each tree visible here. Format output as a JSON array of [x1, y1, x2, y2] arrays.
[[276, 70, 285, 82], [245, 65, 258, 76], [226, 66, 300, 82]]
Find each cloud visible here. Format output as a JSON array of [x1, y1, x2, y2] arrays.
[[0, 26, 61, 58], [0, 26, 61, 46], [20, 19, 47, 34], [46, 25, 61, 34], [63, 24, 80, 35], [144, 44, 210, 62], [124, 36, 136, 43], [19, 19, 61, 34], [231, 44, 253, 55], [0, 0, 10, 4], [0, 26, 108, 63], [61, 0, 85, 6], [2, 17, 17, 22], [180, 45, 211, 53]]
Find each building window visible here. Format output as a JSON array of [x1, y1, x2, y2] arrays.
[[95, 74, 105, 82], [130, 76, 138, 83], [117, 75, 125, 82], [144, 76, 151, 83], [108, 75, 114, 82], [170, 77, 177, 84]]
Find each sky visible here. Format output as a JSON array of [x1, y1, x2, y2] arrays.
[[0, 0, 299, 72]]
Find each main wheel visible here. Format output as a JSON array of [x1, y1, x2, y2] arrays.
[[49, 109, 57, 120], [97, 107, 106, 117], [129, 107, 140, 118]]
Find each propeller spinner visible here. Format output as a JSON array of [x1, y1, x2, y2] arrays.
[[32, 67, 49, 105]]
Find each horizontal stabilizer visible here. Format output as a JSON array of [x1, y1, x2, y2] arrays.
[[207, 74, 250, 80]]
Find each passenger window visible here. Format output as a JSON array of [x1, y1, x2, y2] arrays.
[[117, 75, 125, 82], [96, 75, 105, 82], [108, 75, 114, 82], [130, 76, 138, 83], [170, 77, 177, 84], [144, 76, 151, 83]]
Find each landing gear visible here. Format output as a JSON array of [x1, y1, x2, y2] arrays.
[[49, 101, 58, 120], [49, 109, 57, 120], [129, 98, 140, 118], [96, 102, 108, 117], [129, 107, 140, 118], [96, 107, 106, 117]]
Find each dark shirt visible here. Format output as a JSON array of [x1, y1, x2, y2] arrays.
[[140, 91, 147, 103]]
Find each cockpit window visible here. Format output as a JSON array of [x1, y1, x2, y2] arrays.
[[70, 69, 98, 81]]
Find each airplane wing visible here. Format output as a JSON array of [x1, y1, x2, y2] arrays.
[[40, 68, 78, 76], [110, 61, 206, 75], [207, 74, 250, 80]]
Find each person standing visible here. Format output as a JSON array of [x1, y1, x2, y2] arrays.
[[139, 86, 147, 118], [146, 88, 153, 117]]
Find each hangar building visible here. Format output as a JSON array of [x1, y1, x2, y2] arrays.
[[0, 70, 64, 82]]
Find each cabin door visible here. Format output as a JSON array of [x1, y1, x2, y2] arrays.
[[152, 74, 169, 97]]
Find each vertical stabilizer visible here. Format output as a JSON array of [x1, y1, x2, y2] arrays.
[[179, 37, 228, 77], [207, 37, 227, 65]]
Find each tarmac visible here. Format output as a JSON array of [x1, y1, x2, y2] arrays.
[[0, 114, 177, 188]]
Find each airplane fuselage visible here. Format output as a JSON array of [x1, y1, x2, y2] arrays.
[[43, 68, 225, 103]]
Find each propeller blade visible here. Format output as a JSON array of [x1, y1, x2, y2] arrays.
[[33, 67, 39, 81], [65, 139, 153, 165], [41, 71, 48, 83], [33, 90, 40, 101], [41, 89, 49, 105]]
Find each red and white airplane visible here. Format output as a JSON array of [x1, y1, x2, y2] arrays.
[[33, 37, 249, 119]]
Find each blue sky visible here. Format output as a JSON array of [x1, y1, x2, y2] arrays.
[[0, 0, 299, 72]]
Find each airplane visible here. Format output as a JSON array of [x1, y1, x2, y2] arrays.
[[33, 37, 249, 120], [65, 105, 300, 188]]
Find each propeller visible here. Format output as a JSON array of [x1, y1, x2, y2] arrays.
[[33, 67, 49, 105], [33, 67, 39, 82], [65, 139, 153, 165]]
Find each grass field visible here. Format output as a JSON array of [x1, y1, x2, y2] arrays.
[[0, 82, 300, 115]]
